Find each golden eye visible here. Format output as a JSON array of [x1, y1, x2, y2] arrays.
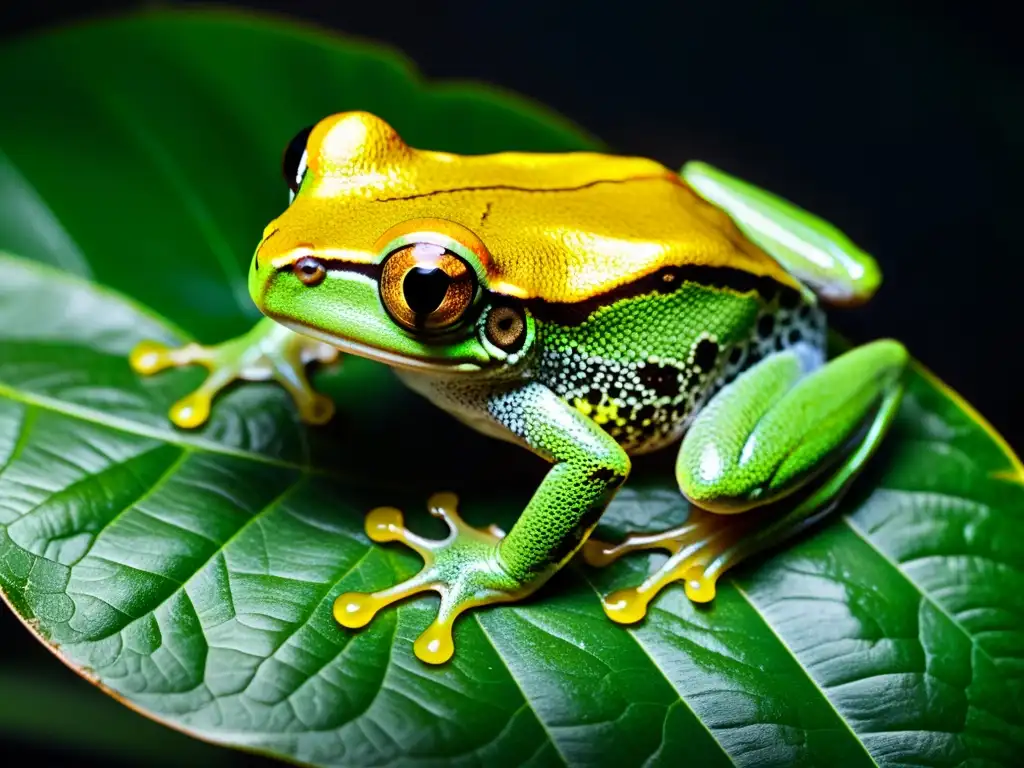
[[484, 304, 526, 352], [380, 243, 476, 331], [293, 256, 326, 286]]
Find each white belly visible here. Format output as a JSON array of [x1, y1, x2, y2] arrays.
[[393, 369, 527, 448]]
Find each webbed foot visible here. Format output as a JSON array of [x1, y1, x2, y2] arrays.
[[130, 317, 337, 428], [333, 493, 533, 665], [585, 340, 907, 625], [583, 507, 753, 623]]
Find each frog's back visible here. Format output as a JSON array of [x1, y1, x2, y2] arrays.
[[308, 112, 802, 304], [462, 161, 804, 304]]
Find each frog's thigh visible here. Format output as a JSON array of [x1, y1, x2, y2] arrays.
[[584, 339, 907, 623], [677, 339, 908, 512]]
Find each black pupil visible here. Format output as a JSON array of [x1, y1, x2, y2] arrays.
[[282, 125, 313, 192], [403, 266, 451, 315]]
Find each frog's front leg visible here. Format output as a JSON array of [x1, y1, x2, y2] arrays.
[[333, 381, 630, 664], [584, 339, 908, 623], [130, 317, 338, 428]]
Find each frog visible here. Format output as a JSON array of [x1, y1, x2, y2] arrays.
[[130, 111, 908, 665]]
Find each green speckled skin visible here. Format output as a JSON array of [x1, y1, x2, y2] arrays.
[[533, 281, 824, 453], [133, 150, 909, 662]]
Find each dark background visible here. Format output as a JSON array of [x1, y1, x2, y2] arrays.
[[1, 1, 1021, 765]]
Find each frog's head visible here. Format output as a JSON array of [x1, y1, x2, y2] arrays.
[[248, 112, 536, 375]]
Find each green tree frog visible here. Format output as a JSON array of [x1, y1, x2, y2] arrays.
[[130, 112, 907, 665]]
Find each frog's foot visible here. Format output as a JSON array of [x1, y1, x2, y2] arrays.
[[130, 318, 338, 429], [333, 492, 531, 665], [582, 507, 756, 624]]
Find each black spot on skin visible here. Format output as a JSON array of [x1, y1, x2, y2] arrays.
[[788, 328, 804, 345], [589, 467, 625, 485], [639, 362, 681, 398], [779, 287, 803, 310], [636, 403, 657, 422], [798, 303, 813, 319], [757, 314, 775, 339], [728, 345, 744, 365], [586, 389, 603, 406], [693, 339, 719, 372], [775, 335, 787, 351], [545, 498, 616, 569]]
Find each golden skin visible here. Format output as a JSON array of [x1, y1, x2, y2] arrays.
[[258, 111, 803, 303]]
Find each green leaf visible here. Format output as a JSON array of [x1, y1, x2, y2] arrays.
[[0, 8, 1021, 766]]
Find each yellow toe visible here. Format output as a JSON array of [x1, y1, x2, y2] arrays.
[[681, 566, 718, 603], [129, 340, 171, 375], [169, 393, 212, 429], [333, 592, 381, 629], [414, 620, 455, 665], [601, 587, 651, 625], [301, 394, 336, 425], [365, 507, 406, 543], [581, 538, 617, 568]]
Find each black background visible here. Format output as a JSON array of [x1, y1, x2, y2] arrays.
[[1, 1, 1021, 765]]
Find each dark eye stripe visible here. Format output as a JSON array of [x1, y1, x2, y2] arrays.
[[276, 260, 380, 280]]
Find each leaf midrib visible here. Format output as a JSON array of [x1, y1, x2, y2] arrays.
[[574, 571, 735, 766], [731, 582, 880, 767], [472, 614, 572, 767], [0, 380, 321, 474]]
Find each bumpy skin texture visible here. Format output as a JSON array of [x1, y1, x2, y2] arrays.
[[535, 281, 826, 455], [131, 111, 908, 663]]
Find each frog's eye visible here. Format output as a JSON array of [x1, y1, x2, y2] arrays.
[[282, 125, 314, 195], [379, 243, 477, 332]]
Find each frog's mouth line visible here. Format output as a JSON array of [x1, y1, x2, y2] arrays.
[[274, 318, 484, 375]]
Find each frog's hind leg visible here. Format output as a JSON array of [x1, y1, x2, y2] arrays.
[[130, 317, 337, 428], [584, 339, 907, 624]]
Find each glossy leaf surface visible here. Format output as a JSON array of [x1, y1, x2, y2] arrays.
[[0, 10, 1021, 766]]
